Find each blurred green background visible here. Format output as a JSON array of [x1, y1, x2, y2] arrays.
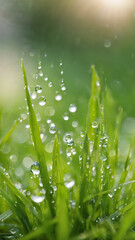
[[1, 0, 135, 142]]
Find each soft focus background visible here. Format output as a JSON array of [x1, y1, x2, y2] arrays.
[[1, 0, 135, 165]]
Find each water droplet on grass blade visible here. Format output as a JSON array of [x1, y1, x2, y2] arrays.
[[49, 123, 57, 134], [63, 134, 74, 146], [31, 192, 45, 203], [35, 85, 42, 93], [65, 180, 75, 189], [31, 162, 40, 175], [38, 96, 46, 106], [55, 94, 62, 101], [92, 121, 99, 128], [69, 104, 77, 113]]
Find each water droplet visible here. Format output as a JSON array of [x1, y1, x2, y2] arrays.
[[38, 61, 42, 69], [44, 53, 47, 58], [20, 113, 27, 120], [69, 104, 77, 113], [60, 83, 66, 91], [44, 76, 48, 81], [10, 154, 17, 163], [31, 193, 45, 203], [48, 82, 52, 87], [63, 134, 74, 146], [55, 94, 62, 101], [10, 228, 17, 235], [47, 119, 52, 124], [65, 180, 75, 189], [61, 70, 64, 75], [104, 39, 111, 48], [72, 121, 78, 128], [49, 123, 57, 134], [31, 162, 40, 175], [35, 85, 42, 94], [39, 71, 43, 77], [63, 113, 69, 121], [92, 121, 99, 128], [108, 193, 113, 198], [31, 92, 37, 99], [38, 96, 46, 106]]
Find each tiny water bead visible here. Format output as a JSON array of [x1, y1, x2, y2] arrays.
[[31, 162, 40, 175], [72, 121, 78, 128], [92, 121, 99, 129], [60, 83, 66, 91], [39, 71, 43, 77], [63, 113, 69, 121], [31, 92, 37, 100], [63, 133, 74, 146], [31, 190, 45, 203], [69, 104, 77, 113], [49, 123, 57, 134], [38, 96, 46, 106], [55, 94, 62, 101], [64, 173, 75, 189], [48, 82, 52, 87], [44, 76, 48, 81], [35, 85, 42, 94]]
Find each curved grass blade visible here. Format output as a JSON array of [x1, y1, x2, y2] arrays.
[[0, 119, 19, 150], [21, 59, 55, 217]]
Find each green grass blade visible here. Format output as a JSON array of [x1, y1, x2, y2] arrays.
[[52, 134, 62, 185], [86, 65, 101, 141], [0, 119, 19, 150], [21, 59, 55, 217]]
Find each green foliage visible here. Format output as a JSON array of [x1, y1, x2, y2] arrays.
[[0, 63, 135, 239]]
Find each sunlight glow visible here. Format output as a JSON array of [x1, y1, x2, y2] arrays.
[[103, 0, 129, 10]]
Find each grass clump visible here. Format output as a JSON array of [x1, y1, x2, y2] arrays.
[[0, 61, 135, 240]]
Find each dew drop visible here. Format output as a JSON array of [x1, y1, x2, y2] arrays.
[[49, 123, 57, 134], [31, 92, 37, 100], [44, 76, 48, 81], [31, 194, 45, 203], [31, 162, 40, 175], [69, 104, 77, 113], [92, 121, 99, 129], [63, 134, 74, 146], [72, 121, 78, 128], [55, 94, 62, 101], [38, 96, 46, 106], [61, 83, 66, 91], [65, 180, 75, 189], [35, 85, 42, 94], [39, 71, 43, 77], [48, 82, 52, 87], [63, 113, 69, 121]]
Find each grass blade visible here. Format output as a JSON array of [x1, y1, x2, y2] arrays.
[[0, 119, 19, 150], [21, 59, 55, 217]]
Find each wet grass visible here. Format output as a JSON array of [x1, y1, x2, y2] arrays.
[[0, 61, 135, 240]]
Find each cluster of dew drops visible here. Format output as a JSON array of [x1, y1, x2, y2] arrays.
[[14, 54, 81, 204]]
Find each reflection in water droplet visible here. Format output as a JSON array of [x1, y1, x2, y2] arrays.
[[55, 94, 62, 101], [49, 123, 57, 134], [69, 104, 77, 113], [38, 96, 46, 106], [31, 162, 40, 175], [35, 85, 42, 93]]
